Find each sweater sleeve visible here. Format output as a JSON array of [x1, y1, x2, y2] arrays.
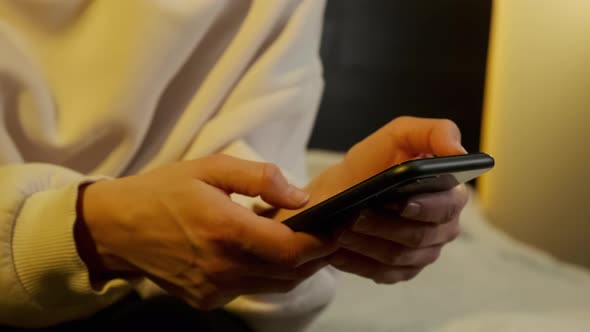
[[0, 163, 133, 327]]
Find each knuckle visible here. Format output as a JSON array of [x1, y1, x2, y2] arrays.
[[210, 219, 248, 249], [444, 203, 462, 223], [389, 250, 412, 266], [456, 185, 470, 207], [373, 272, 399, 285], [278, 246, 304, 268], [260, 163, 281, 189], [225, 222, 246, 244], [202, 260, 234, 281], [391, 248, 441, 267], [439, 118, 459, 132], [401, 268, 421, 282], [426, 248, 442, 265], [410, 268, 423, 279], [406, 228, 432, 248], [209, 226, 236, 248], [447, 224, 461, 242]]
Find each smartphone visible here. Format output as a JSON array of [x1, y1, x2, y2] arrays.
[[283, 153, 495, 233]]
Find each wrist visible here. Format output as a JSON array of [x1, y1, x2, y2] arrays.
[[75, 181, 138, 284]]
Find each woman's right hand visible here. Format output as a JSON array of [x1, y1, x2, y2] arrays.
[[77, 154, 336, 310]]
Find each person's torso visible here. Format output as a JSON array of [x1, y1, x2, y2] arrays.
[[0, 0, 326, 179]]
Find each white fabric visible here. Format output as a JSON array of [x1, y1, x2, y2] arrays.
[[434, 311, 590, 332], [0, 1, 333, 330]]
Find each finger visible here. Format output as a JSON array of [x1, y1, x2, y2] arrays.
[[219, 202, 339, 267], [330, 249, 423, 284], [338, 230, 443, 267], [388, 116, 467, 156], [385, 185, 469, 224], [351, 210, 461, 248], [409, 153, 435, 160], [356, 117, 467, 160], [192, 154, 309, 209]]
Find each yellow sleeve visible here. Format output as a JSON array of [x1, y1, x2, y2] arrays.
[[1, 163, 132, 327]]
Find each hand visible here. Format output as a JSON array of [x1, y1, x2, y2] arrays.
[[77, 155, 336, 310], [331, 186, 467, 284], [316, 117, 469, 283]]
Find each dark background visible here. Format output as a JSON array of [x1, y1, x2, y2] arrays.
[[308, 0, 493, 153]]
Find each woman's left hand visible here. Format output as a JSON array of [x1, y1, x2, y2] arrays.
[[327, 117, 469, 284]]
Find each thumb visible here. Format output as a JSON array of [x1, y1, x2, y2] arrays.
[[190, 154, 309, 209], [388, 117, 467, 157]]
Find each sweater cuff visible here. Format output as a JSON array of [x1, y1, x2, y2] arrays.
[[12, 177, 131, 307]]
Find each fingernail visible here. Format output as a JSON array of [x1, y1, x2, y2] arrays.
[[288, 185, 310, 205], [338, 231, 356, 246], [352, 212, 371, 232], [456, 143, 468, 154], [401, 202, 421, 219]]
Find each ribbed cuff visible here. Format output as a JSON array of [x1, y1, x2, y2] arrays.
[[12, 178, 130, 307]]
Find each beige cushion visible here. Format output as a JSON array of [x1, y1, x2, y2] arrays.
[[479, 0, 590, 267]]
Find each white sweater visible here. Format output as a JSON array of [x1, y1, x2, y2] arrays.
[[0, 1, 336, 331]]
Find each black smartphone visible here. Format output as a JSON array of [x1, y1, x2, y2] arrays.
[[283, 153, 495, 233]]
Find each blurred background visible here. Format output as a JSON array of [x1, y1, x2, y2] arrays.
[[306, 2, 590, 330], [306, 0, 590, 269], [309, 0, 492, 153]]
